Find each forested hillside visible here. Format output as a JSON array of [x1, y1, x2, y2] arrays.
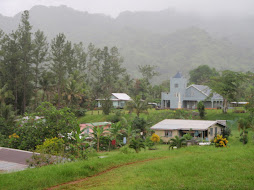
[[0, 5, 254, 81]]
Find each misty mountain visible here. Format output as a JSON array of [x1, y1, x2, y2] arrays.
[[0, 5, 253, 82]]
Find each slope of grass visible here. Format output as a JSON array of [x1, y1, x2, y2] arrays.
[[0, 146, 170, 190], [205, 109, 249, 121], [58, 145, 254, 190]]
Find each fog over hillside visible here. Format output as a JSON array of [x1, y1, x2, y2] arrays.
[[0, 5, 253, 82]]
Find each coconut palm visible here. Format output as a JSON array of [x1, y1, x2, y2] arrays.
[[129, 138, 146, 153]]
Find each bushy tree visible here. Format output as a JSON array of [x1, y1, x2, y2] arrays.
[[131, 116, 147, 136], [189, 65, 219, 85]]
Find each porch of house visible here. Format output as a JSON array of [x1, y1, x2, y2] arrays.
[[182, 101, 197, 109], [183, 100, 223, 109], [179, 130, 209, 141]]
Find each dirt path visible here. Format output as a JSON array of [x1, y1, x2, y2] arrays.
[[47, 156, 168, 190]]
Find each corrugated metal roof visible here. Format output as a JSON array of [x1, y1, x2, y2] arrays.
[[151, 119, 226, 131], [112, 93, 131, 101]]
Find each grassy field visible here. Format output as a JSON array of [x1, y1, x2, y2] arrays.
[[57, 145, 254, 190], [0, 109, 253, 190]]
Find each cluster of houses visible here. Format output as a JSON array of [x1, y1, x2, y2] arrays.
[[0, 72, 229, 172]]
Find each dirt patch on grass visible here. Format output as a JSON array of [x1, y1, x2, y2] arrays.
[[47, 156, 168, 190]]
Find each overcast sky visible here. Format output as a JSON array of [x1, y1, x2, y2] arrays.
[[0, 0, 253, 18]]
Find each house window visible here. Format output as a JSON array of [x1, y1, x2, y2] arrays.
[[210, 128, 213, 136], [175, 84, 178, 88], [165, 130, 172, 137]]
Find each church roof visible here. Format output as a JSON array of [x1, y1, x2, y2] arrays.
[[173, 72, 183, 78], [190, 85, 223, 99]]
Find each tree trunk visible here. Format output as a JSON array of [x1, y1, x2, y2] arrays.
[[14, 73, 18, 113], [97, 137, 100, 152], [223, 98, 228, 113], [35, 64, 39, 109], [57, 82, 61, 108]]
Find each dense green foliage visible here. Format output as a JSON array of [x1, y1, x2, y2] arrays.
[[209, 70, 245, 113], [189, 65, 219, 85], [8, 102, 79, 150]]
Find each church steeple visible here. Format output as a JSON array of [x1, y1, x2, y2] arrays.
[[173, 71, 183, 78]]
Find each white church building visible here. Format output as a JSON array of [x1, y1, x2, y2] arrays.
[[161, 72, 223, 109]]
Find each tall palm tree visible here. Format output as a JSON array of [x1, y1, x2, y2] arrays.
[[126, 95, 149, 117]]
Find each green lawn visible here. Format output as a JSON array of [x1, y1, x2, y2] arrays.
[[205, 109, 249, 121], [79, 108, 250, 124]]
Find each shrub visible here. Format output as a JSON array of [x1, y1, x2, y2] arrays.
[[233, 109, 245, 113], [26, 153, 63, 168], [107, 110, 122, 123], [150, 133, 160, 143], [197, 101, 206, 119], [0, 133, 8, 147], [119, 146, 135, 154], [183, 133, 193, 140], [73, 108, 87, 117], [214, 134, 228, 147], [222, 127, 231, 139], [36, 137, 64, 156], [8, 132, 21, 149], [12, 102, 79, 150], [145, 137, 155, 150], [173, 109, 189, 119]]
